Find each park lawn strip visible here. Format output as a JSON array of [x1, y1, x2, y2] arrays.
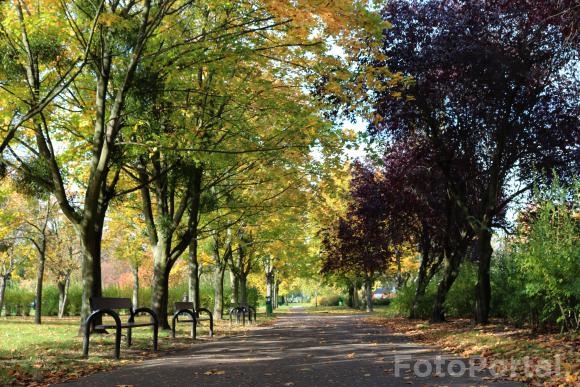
[[275, 304, 392, 315], [366, 316, 579, 386], [0, 313, 275, 386]]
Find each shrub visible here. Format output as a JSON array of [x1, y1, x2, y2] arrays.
[[445, 262, 476, 318], [490, 252, 549, 328], [390, 280, 436, 319], [317, 295, 340, 306], [66, 284, 83, 316], [492, 179, 579, 332], [199, 282, 215, 309], [373, 297, 391, 306], [0, 277, 262, 317], [103, 285, 130, 298], [168, 282, 189, 313], [3, 286, 34, 316], [390, 262, 477, 319], [41, 285, 60, 316], [247, 287, 260, 307]]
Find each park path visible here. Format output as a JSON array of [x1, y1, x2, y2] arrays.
[[59, 309, 518, 387]]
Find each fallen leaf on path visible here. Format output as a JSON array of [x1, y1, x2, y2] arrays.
[[346, 352, 356, 359], [204, 370, 225, 376]]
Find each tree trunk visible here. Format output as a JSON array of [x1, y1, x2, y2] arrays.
[[431, 252, 462, 323], [364, 273, 373, 312], [151, 238, 171, 329], [239, 273, 248, 306], [0, 275, 6, 315], [188, 237, 200, 310], [161, 263, 172, 328], [213, 265, 226, 319], [187, 166, 202, 310], [273, 280, 279, 309], [230, 270, 238, 306], [34, 243, 46, 324], [57, 273, 70, 318], [353, 284, 361, 309], [265, 268, 274, 316], [132, 264, 139, 308], [77, 216, 105, 331], [475, 228, 493, 324], [411, 254, 429, 319], [395, 249, 403, 290], [347, 285, 354, 308], [410, 229, 441, 319]]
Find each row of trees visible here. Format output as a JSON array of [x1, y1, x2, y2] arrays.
[[0, 0, 389, 328], [320, 0, 578, 326], [0, 185, 78, 321]]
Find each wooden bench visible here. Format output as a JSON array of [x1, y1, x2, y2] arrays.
[[83, 297, 159, 359], [171, 302, 214, 339]]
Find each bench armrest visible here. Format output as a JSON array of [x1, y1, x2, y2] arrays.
[[130, 307, 159, 326], [85, 309, 122, 333], [173, 308, 196, 321], [195, 308, 213, 319]]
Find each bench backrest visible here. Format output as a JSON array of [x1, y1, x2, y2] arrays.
[[174, 302, 194, 311], [90, 297, 132, 311]]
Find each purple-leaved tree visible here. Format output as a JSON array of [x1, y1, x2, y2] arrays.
[[363, 0, 579, 323]]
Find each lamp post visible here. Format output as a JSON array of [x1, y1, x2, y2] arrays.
[[265, 271, 274, 316]]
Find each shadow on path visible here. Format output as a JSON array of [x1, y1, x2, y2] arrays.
[[59, 309, 519, 386]]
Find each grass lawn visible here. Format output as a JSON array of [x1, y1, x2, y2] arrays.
[[0, 311, 274, 386], [274, 303, 394, 315]]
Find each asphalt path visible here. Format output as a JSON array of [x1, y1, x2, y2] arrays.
[[59, 309, 520, 387]]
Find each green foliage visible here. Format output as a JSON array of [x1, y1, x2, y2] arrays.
[[493, 179, 579, 331], [66, 284, 83, 316], [2, 286, 34, 316], [2, 280, 232, 317], [12, 157, 54, 198], [491, 252, 547, 328], [247, 287, 260, 307], [444, 262, 477, 318], [199, 282, 215, 309], [317, 295, 341, 306], [390, 281, 435, 319], [373, 297, 392, 306], [41, 285, 60, 316], [391, 264, 476, 319]]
